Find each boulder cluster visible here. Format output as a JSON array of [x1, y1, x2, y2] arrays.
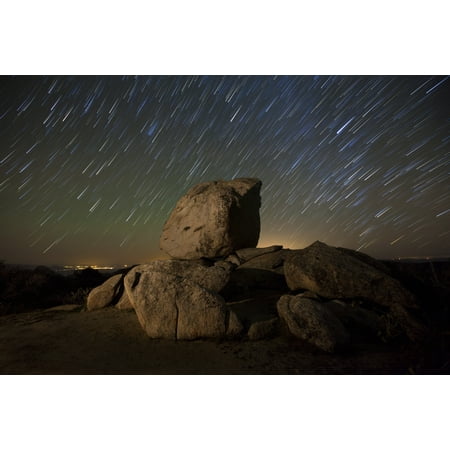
[[87, 178, 426, 352]]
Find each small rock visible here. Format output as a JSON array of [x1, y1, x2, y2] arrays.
[[86, 274, 123, 311], [248, 318, 280, 340], [225, 254, 242, 266], [238, 249, 290, 271]]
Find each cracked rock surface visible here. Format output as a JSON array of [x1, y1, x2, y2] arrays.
[[124, 268, 242, 340]]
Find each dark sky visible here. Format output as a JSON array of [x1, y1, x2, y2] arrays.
[[0, 75, 449, 265]]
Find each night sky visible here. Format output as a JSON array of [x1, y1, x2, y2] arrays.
[[0, 75, 449, 265]]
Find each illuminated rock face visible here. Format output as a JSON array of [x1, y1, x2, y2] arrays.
[[86, 274, 123, 311], [285, 241, 416, 307], [160, 178, 262, 259], [126, 259, 233, 293], [124, 264, 242, 340]]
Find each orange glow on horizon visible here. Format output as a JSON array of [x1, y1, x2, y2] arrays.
[[257, 234, 308, 250]]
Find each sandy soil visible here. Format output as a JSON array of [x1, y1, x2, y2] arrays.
[[1, 305, 441, 375]]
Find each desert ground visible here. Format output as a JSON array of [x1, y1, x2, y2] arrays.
[[1, 303, 447, 375]]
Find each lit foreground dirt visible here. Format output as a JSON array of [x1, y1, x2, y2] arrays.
[[0, 306, 446, 374]]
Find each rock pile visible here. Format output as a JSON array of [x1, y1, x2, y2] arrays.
[[87, 177, 428, 351]]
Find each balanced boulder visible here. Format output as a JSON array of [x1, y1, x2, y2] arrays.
[[160, 178, 262, 259]]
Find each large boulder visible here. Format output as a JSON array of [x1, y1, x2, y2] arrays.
[[284, 241, 425, 341], [160, 178, 262, 259], [124, 267, 242, 340], [86, 274, 123, 311], [277, 294, 350, 352]]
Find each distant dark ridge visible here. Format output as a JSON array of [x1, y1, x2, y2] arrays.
[[1, 263, 130, 275], [384, 257, 450, 263]]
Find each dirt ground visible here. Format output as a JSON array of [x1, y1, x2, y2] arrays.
[[2, 305, 446, 375]]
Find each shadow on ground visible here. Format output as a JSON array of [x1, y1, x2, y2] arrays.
[[1, 306, 447, 374]]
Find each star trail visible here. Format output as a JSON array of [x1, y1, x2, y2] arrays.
[[0, 75, 449, 265]]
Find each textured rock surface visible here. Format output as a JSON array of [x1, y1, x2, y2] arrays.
[[284, 241, 425, 341], [160, 178, 262, 259], [116, 291, 133, 310], [124, 268, 241, 340], [128, 259, 232, 293], [87, 274, 123, 311], [285, 241, 417, 308], [277, 294, 350, 352]]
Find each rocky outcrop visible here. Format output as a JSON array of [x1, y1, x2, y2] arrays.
[[277, 294, 350, 352], [86, 274, 123, 311], [124, 266, 242, 340], [284, 241, 425, 341], [160, 178, 262, 259], [84, 175, 432, 348]]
